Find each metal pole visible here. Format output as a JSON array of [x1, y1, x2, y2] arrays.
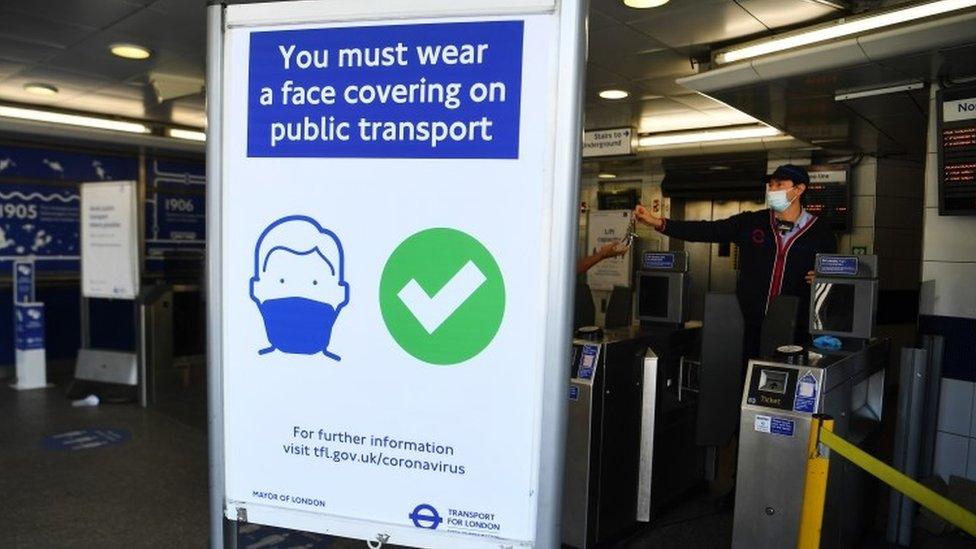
[[797, 414, 834, 549], [887, 348, 927, 546], [206, 2, 228, 548], [920, 335, 944, 478], [136, 147, 148, 408], [535, 0, 587, 546]]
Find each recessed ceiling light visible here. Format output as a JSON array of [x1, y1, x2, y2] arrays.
[[709, 165, 731, 171], [110, 43, 152, 60], [624, 0, 670, 7], [23, 83, 59, 96], [598, 173, 617, 179], [599, 89, 629, 100]]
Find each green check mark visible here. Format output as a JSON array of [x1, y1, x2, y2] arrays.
[[379, 228, 505, 365]]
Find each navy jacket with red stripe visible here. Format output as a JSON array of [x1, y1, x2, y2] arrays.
[[660, 209, 836, 332]]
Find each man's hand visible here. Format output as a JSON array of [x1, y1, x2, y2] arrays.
[[805, 270, 815, 284], [634, 204, 663, 229], [598, 240, 629, 259]]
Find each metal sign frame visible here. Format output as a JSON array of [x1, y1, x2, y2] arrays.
[[206, 0, 585, 546]]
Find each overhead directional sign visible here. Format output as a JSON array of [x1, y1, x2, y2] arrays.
[[212, 1, 585, 547]]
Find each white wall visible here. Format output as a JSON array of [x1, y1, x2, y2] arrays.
[[921, 83, 976, 321], [921, 83, 976, 482]]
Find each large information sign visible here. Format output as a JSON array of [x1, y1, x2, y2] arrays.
[[80, 181, 139, 299], [938, 85, 976, 215], [212, 1, 583, 548]]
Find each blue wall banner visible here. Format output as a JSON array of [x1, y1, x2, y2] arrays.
[[148, 157, 206, 191], [145, 157, 206, 267], [0, 183, 80, 266], [0, 144, 137, 182], [146, 192, 206, 245], [13, 260, 34, 303]]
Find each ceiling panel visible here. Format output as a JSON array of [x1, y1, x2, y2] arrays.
[[671, 92, 730, 110], [40, 32, 153, 82], [736, 0, 839, 29], [0, 59, 22, 78], [588, 22, 667, 67], [637, 75, 698, 96], [3, 0, 144, 30], [588, 9, 620, 30], [0, 35, 63, 64], [592, 0, 730, 26], [639, 97, 695, 116], [597, 48, 696, 82], [0, 10, 95, 49], [109, 5, 206, 58], [629, 2, 767, 49], [0, 68, 118, 107], [584, 101, 636, 129]]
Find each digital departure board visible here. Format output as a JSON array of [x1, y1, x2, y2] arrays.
[[938, 86, 976, 215], [803, 165, 851, 233]]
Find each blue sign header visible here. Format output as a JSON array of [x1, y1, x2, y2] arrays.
[[642, 252, 675, 270], [818, 255, 858, 276], [247, 21, 524, 159]]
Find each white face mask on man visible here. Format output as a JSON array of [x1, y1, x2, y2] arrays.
[[766, 189, 795, 212]]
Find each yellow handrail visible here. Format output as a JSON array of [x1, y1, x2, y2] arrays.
[[819, 427, 976, 538]]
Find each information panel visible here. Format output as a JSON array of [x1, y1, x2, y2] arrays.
[[938, 86, 976, 215], [215, 1, 582, 547], [797, 165, 850, 233], [586, 210, 633, 290], [80, 181, 139, 299]]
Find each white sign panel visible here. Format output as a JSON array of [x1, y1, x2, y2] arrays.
[[80, 181, 139, 299], [215, 1, 582, 547], [586, 210, 633, 290], [943, 96, 976, 122], [582, 127, 633, 157], [807, 169, 847, 183]]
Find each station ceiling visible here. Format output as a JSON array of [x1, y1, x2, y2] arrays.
[[1, 0, 974, 161], [0, 0, 848, 139]]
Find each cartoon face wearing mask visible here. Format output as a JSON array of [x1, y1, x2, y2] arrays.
[[250, 216, 349, 361]]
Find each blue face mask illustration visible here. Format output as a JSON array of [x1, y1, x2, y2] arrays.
[[250, 216, 349, 361]]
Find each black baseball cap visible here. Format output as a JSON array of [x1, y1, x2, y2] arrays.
[[766, 164, 810, 186]]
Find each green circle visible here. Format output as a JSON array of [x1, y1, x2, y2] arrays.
[[379, 228, 505, 365]]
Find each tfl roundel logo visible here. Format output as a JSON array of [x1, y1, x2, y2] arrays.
[[751, 228, 766, 245], [409, 503, 443, 530]]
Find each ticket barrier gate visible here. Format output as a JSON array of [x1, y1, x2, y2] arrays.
[[562, 326, 701, 548], [562, 253, 703, 548], [733, 254, 888, 548], [138, 283, 206, 409]]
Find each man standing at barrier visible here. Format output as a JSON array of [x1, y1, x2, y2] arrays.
[[634, 164, 836, 361]]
